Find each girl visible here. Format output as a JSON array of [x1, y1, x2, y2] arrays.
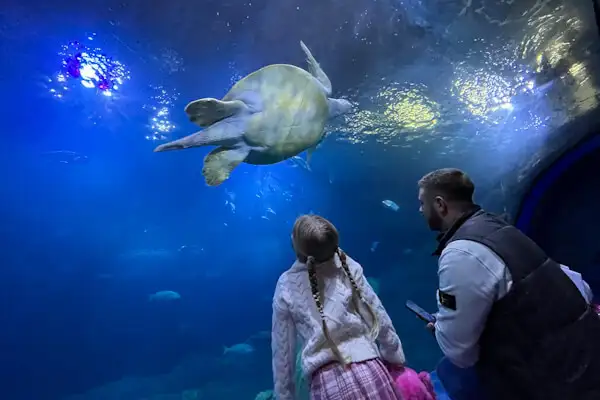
[[271, 214, 405, 400]]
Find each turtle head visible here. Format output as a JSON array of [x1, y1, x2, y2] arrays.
[[327, 98, 353, 118]]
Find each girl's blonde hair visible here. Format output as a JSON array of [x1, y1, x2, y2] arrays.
[[292, 214, 380, 366]]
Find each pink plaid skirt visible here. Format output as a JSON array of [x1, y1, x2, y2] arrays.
[[310, 358, 402, 400]]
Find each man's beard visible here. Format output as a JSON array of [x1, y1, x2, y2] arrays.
[[427, 208, 444, 232]]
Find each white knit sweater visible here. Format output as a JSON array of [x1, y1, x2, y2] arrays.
[[271, 253, 405, 400]]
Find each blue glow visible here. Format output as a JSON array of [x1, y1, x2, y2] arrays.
[[515, 134, 600, 233]]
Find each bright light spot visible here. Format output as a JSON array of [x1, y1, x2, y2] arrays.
[[452, 66, 518, 121], [47, 33, 130, 99], [340, 83, 439, 145], [79, 64, 97, 81], [377, 85, 439, 130]]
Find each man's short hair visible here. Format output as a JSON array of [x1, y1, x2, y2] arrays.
[[418, 168, 475, 203]]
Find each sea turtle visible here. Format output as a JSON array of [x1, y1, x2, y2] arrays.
[[154, 41, 352, 186]]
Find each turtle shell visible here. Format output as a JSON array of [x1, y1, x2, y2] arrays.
[[223, 64, 329, 164]]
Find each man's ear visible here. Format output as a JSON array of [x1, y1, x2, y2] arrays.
[[434, 196, 449, 214]]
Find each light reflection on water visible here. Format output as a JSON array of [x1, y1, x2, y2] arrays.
[[31, 0, 600, 217], [326, 1, 598, 211], [340, 5, 594, 150]]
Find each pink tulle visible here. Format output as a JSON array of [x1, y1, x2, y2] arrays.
[[388, 366, 437, 400]]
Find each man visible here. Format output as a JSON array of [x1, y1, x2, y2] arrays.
[[417, 168, 600, 400]]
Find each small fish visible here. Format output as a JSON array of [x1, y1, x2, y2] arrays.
[[225, 199, 236, 213], [177, 245, 204, 254], [41, 150, 89, 164], [148, 290, 181, 302], [370, 241, 379, 252], [288, 155, 312, 171], [382, 199, 400, 212], [223, 342, 255, 355]]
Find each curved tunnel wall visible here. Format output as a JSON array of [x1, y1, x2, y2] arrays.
[[515, 133, 600, 302]]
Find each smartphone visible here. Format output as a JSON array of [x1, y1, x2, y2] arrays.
[[405, 300, 436, 323]]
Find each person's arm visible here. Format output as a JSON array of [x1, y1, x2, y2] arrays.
[[434, 242, 503, 368], [559, 264, 594, 304], [582, 280, 594, 304], [355, 263, 406, 366], [272, 282, 296, 400]]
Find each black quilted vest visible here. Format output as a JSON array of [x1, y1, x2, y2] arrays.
[[434, 208, 600, 400]]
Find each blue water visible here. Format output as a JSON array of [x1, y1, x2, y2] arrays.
[[1, 0, 599, 399]]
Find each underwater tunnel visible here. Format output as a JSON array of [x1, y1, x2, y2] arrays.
[[514, 131, 600, 302], [432, 119, 600, 400], [5, 0, 600, 398]]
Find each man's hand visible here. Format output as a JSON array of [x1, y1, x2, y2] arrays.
[[426, 322, 435, 336]]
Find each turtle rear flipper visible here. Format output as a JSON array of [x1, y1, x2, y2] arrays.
[[185, 98, 248, 127], [300, 41, 332, 96], [202, 146, 250, 186], [153, 120, 245, 152]]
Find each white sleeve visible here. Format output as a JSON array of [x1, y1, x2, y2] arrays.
[[583, 280, 594, 304], [560, 264, 594, 304], [434, 242, 503, 368], [355, 263, 406, 365], [272, 285, 296, 400]]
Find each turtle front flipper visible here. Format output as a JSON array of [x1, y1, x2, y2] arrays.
[[185, 98, 248, 127], [202, 146, 250, 186], [299, 41, 332, 96]]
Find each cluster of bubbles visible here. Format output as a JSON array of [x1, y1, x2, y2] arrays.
[[48, 33, 130, 99], [157, 48, 185, 74], [144, 85, 180, 141], [228, 60, 244, 86]]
